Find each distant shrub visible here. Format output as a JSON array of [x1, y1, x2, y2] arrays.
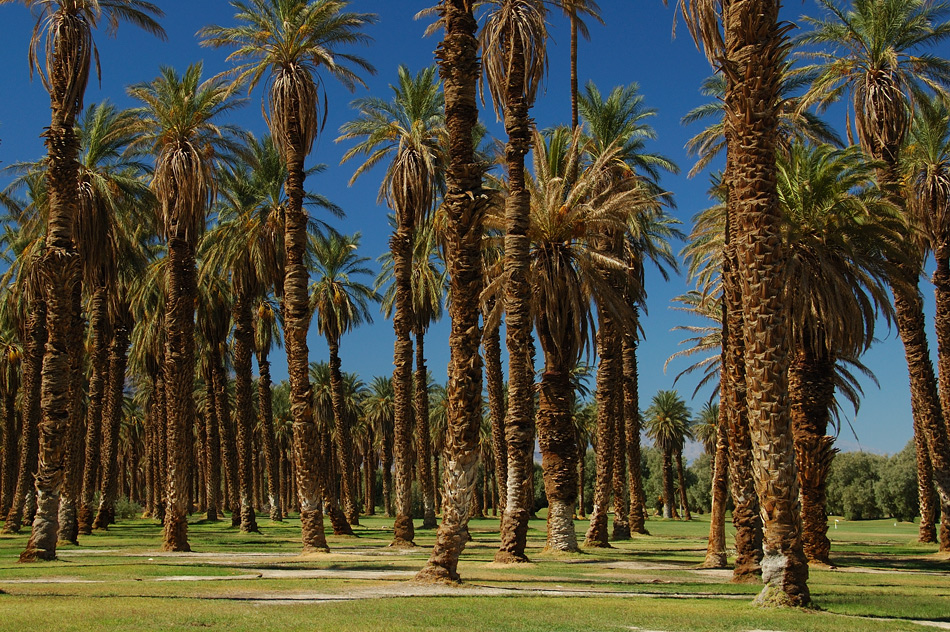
[[875, 441, 919, 522], [826, 451, 885, 520], [115, 497, 143, 521]]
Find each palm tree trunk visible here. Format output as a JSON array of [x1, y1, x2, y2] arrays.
[[153, 370, 168, 522], [282, 127, 328, 552], [675, 451, 691, 521], [382, 430, 394, 518], [78, 287, 110, 534], [724, 0, 809, 606], [257, 350, 282, 522], [1, 360, 19, 517], [160, 232, 195, 552], [483, 311, 507, 517], [391, 218, 416, 546], [320, 422, 352, 536], [611, 388, 630, 539], [661, 450, 674, 519], [536, 356, 580, 553], [58, 282, 86, 545], [623, 332, 648, 535], [202, 365, 220, 521], [789, 343, 837, 565], [414, 327, 436, 529], [932, 253, 950, 552], [701, 406, 730, 568], [212, 349, 239, 524], [20, 65, 84, 561], [232, 295, 259, 533], [92, 313, 131, 530], [328, 338, 360, 526], [415, 0, 484, 582], [496, 32, 535, 566], [722, 147, 763, 582], [584, 316, 617, 548]]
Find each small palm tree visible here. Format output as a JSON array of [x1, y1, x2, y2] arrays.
[[363, 376, 394, 517], [127, 62, 245, 552], [201, 0, 377, 554], [309, 231, 378, 527], [644, 390, 691, 520]]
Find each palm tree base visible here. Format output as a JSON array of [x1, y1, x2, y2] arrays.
[[611, 520, 631, 541], [544, 500, 580, 553], [300, 508, 329, 552], [162, 514, 191, 553], [392, 513, 414, 546], [493, 550, 531, 564], [698, 552, 728, 569]]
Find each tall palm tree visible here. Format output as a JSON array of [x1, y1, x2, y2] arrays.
[[3, 0, 164, 563], [795, 0, 950, 549], [255, 296, 284, 521], [479, 0, 550, 564], [557, 0, 604, 130], [906, 97, 950, 550], [673, 0, 808, 604], [644, 390, 691, 519], [127, 63, 244, 551], [780, 142, 901, 563], [363, 376, 395, 518], [201, 0, 377, 553], [309, 231, 378, 526], [338, 64, 443, 547]]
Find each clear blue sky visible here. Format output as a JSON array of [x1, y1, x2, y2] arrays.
[[0, 0, 945, 456]]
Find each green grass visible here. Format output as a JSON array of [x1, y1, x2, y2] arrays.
[[0, 512, 946, 631]]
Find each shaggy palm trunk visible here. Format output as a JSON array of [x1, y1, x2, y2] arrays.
[[211, 349, 240, 525], [495, 34, 535, 567], [202, 365, 220, 521], [932, 253, 950, 552], [585, 315, 617, 548], [257, 350, 282, 521], [328, 339, 360, 527], [391, 214, 416, 546], [661, 450, 675, 519], [701, 404, 730, 568], [721, 144, 764, 581], [724, 0, 809, 606], [415, 0, 484, 582], [160, 228, 196, 552], [623, 333, 648, 534], [232, 296, 259, 533], [535, 349, 579, 553], [21, 58, 84, 561], [789, 344, 837, 565], [483, 315, 507, 517], [58, 283, 85, 544], [414, 328, 437, 529], [281, 105, 328, 553], [675, 451, 691, 521], [78, 288, 110, 534], [612, 389, 630, 539], [152, 371, 168, 521], [7, 298, 45, 534], [1, 360, 19, 517], [320, 419, 352, 536], [93, 316, 131, 530], [382, 430, 394, 518]]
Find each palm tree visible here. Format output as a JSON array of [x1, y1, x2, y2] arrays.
[[644, 390, 691, 519], [906, 97, 950, 549], [479, 0, 549, 565], [696, 400, 729, 567], [673, 0, 808, 605], [3, 0, 164, 563], [338, 64, 443, 547], [126, 63, 245, 552], [557, 0, 604, 130], [201, 0, 377, 553], [795, 0, 950, 548], [255, 296, 284, 521], [363, 376, 395, 517], [309, 231, 378, 526]]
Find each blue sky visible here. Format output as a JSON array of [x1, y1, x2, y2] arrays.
[[0, 0, 945, 456]]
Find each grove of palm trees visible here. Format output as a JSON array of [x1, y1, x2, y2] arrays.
[[0, 0, 948, 630]]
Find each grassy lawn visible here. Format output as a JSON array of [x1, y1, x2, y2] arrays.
[[0, 511, 946, 631]]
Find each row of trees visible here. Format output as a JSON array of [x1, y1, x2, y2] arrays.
[[2, 0, 950, 611]]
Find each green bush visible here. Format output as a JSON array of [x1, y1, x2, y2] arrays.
[[115, 497, 143, 521], [875, 441, 919, 522], [826, 451, 885, 520]]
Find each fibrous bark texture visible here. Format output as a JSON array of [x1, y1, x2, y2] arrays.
[[701, 404, 729, 569], [585, 315, 617, 548], [623, 334, 648, 535], [257, 351, 282, 521], [416, 0, 485, 583], [232, 296, 259, 533]]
